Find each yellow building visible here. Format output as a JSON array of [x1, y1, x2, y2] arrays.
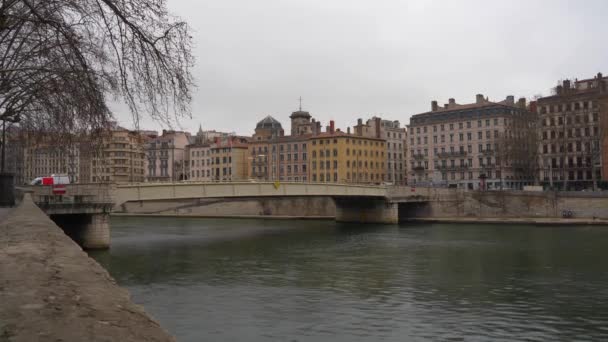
[[309, 131, 385, 184], [209, 137, 249, 181]]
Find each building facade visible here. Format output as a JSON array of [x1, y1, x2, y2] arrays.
[[365, 117, 407, 185], [8, 133, 80, 185], [537, 73, 608, 190], [407, 94, 536, 190], [80, 127, 146, 183], [187, 143, 211, 181], [209, 136, 249, 181], [146, 130, 191, 182], [248, 113, 314, 182], [309, 123, 385, 184]]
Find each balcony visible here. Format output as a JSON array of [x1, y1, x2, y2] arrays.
[[481, 150, 496, 156], [437, 164, 469, 171], [412, 166, 426, 172], [412, 154, 426, 160], [436, 151, 467, 158]]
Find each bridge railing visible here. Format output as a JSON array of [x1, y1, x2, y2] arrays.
[[26, 183, 115, 207]]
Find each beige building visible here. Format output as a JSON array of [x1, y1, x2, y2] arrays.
[[407, 94, 536, 190], [354, 117, 407, 184], [209, 136, 249, 181], [80, 127, 146, 183], [8, 132, 80, 185], [146, 130, 191, 182], [537, 73, 608, 190], [187, 142, 212, 181], [249, 111, 317, 182]]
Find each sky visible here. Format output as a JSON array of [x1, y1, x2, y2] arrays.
[[114, 0, 608, 136]]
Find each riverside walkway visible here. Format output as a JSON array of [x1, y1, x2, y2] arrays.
[[0, 194, 174, 341]]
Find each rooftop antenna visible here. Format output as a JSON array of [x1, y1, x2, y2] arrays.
[[298, 96, 303, 111]]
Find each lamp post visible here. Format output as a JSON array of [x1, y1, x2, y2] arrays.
[[1, 114, 20, 174]]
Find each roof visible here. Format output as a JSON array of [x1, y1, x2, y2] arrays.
[[211, 141, 248, 149], [310, 131, 385, 141], [256, 116, 283, 129], [289, 110, 311, 119], [413, 99, 522, 119]]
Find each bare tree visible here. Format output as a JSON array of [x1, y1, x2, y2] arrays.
[[496, 106, 539, 189], [0, 0, 194, 136]]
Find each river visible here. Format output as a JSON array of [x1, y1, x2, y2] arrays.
[[90, 217, 608, 341]]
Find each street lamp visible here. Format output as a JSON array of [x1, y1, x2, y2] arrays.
[[1, 113, 21, 174]]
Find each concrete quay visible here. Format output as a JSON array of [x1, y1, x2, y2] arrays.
[[0, 194, 174, 342]]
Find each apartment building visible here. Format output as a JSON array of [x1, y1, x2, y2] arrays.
[[146, 130, 191, 182], [248, 113, 315, 182], [309, 121, 385, 184], [209, 136, 249, 181], [80, 127, 146, 183], [537, 73, 608, 190], [9, 133, 80, 185], [407, 94, 536, 190], [355, 117, 407, 184], [188, 142, 211, 181]]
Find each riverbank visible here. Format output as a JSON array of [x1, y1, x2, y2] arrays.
[[0, 195, 174, 341], [404, 216, 608, 225], [112, 212, 608, 225], [112, 212, 334, 220]]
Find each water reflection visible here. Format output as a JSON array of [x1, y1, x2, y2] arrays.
[[90, 217, 608, 341]]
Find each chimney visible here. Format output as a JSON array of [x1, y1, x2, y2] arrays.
[[357, 118, 363, 125], [529, 101, 538, 113], [330, 120, 335, 134], [375, 117, 381, 138], [563, 79, 571, 90], [476, 94, 484, 104], [347, 127, 351, 134], [449, 98, 455, 107], [556, 85, 563, 95], [326, 125, 330, 132], [505, 95, 514, 105], [431, 101, 438, 111], [517, 97, 526, 109]]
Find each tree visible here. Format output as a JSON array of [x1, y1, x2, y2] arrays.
[[496, 104, 540, 189], [0, 0, 194, 136]]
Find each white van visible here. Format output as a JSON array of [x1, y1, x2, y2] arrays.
[[30, 174, 71, 186]]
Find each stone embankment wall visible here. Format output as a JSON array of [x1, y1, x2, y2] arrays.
[[0, 194, 174, 341], [401, 190, 608, 220], [119, 196, 336, 218]]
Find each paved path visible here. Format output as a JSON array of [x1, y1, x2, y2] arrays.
[[0, 195, 174, 341]]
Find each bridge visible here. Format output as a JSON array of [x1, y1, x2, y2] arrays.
[[115, 181, 441, 224], [27, 182, 446, 249]]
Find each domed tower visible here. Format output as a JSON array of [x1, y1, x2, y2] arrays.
[[253, 115, 284, 140], [290, 109, 312, 136]]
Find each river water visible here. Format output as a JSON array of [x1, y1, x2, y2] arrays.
[[90, 217, 608, 341]]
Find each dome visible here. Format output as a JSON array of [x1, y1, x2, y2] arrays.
[[290, 110, 311, 119], [256, 115, 283, 129]]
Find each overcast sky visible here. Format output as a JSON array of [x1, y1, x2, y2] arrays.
[[115, 0, 608, 135]]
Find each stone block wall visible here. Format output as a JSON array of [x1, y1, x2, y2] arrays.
[[120, 196, 336, 218], [404, 190, 608, 219]]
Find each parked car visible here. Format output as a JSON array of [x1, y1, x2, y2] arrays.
[[30, 174, 70, 186]]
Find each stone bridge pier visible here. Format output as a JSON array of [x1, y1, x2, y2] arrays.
[[334, 196, 399, 224], [49, 213, 110, 249], [28, 184, 115, 250]]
